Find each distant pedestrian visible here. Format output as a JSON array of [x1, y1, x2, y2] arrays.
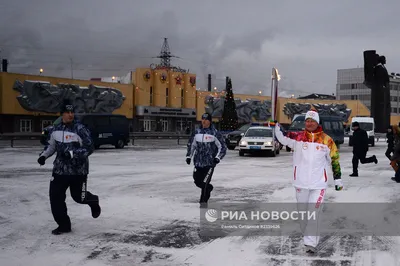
[[390, 125, 400, 181], [385, 125, 394, 160], [349, 122, 378, 177]]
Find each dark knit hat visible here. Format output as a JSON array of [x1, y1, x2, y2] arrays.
[[201, 113, 212, 122], [60, 100, 75, 113], [352, 121, 359, 127]]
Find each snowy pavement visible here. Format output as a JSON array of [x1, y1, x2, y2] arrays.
[[1, 139, 400, 265]]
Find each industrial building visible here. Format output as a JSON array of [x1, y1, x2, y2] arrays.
[[1, 69, 391, 134], [336, 67, 400, 114]]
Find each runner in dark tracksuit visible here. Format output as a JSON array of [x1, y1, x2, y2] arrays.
[[349, 122, 378, 177], [386, 125, 394, 160], [37, 102, 101, 235], [186, 113, 227, 207]]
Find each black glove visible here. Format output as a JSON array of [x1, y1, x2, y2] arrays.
[[214, 157, 220, 165], [38, 156, 46, 166], [186, 158, 191, 165]]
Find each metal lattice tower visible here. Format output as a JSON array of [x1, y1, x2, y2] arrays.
[[151, 38, 187, 73], [159, 38, 172, 67]]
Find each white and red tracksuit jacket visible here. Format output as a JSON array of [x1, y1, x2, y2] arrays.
[[275, 124, 342, 190]]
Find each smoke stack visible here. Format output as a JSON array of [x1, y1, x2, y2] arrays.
[[1, 59, 8, 72], [207, 74, 211, 92]]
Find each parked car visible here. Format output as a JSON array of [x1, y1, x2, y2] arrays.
[[238, 125, 280, 157], [285, 114, 345, 152], [41, 114, 130, 149], [225, 123, 251, 150], [40, 116, 62, 146]]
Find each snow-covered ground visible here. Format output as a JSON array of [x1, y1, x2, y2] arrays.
[[1, 138, 400, 265]]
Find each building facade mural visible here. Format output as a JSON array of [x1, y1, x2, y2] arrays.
[[13, 79, 126, 114], [283, 102, 352, 122], [204, 95, 272, 123]]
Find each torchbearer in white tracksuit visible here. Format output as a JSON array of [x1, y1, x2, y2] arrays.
[[273, 110, 344, 253]]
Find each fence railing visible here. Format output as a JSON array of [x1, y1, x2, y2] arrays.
[[0, 132, 191, 147], [0, 133, 42, 147], [129, 132, 190, 145], [0, 132, 387, 148]]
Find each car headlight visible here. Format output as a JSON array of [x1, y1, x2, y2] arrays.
[[240, 140, 247, 145], [265, 141, 272, 145]]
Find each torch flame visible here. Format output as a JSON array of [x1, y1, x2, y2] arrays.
[[272, 68, 281, 81], [275, 69, 281, 81]]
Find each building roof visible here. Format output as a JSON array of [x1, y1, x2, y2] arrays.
[[297, 93, 336, 100]]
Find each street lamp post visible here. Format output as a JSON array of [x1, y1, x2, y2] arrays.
[[39, 68, 43, 75]]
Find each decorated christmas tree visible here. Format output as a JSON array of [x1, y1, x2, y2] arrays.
[[220, 77, 239, 131]]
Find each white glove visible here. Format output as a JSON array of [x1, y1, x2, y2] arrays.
[[334, 179, 343, 191], [274, 123, 281, 133]]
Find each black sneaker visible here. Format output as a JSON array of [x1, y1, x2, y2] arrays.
[[90, 203, 101, 218], [204, 185, 214, 202], [349, 173, 358, 177], [52, 226, 71, 235], [391, 177, 400, 183], [373, 155, 378, 164]]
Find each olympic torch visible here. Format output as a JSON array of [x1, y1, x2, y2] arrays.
[[270, 67, 280, 122]]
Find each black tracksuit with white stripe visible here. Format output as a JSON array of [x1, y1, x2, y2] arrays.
[[39, 120, 99, 230], [186, 125, 227, 203]]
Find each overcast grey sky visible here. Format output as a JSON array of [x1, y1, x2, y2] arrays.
[[1, 0, 399, 97]]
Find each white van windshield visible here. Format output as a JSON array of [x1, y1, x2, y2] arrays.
[[290, 116, 344, 131], [356, 122, 373, 131], [289, 116, 305, 130]]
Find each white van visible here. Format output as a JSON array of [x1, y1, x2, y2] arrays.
[[348, 116, 375, 146]]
